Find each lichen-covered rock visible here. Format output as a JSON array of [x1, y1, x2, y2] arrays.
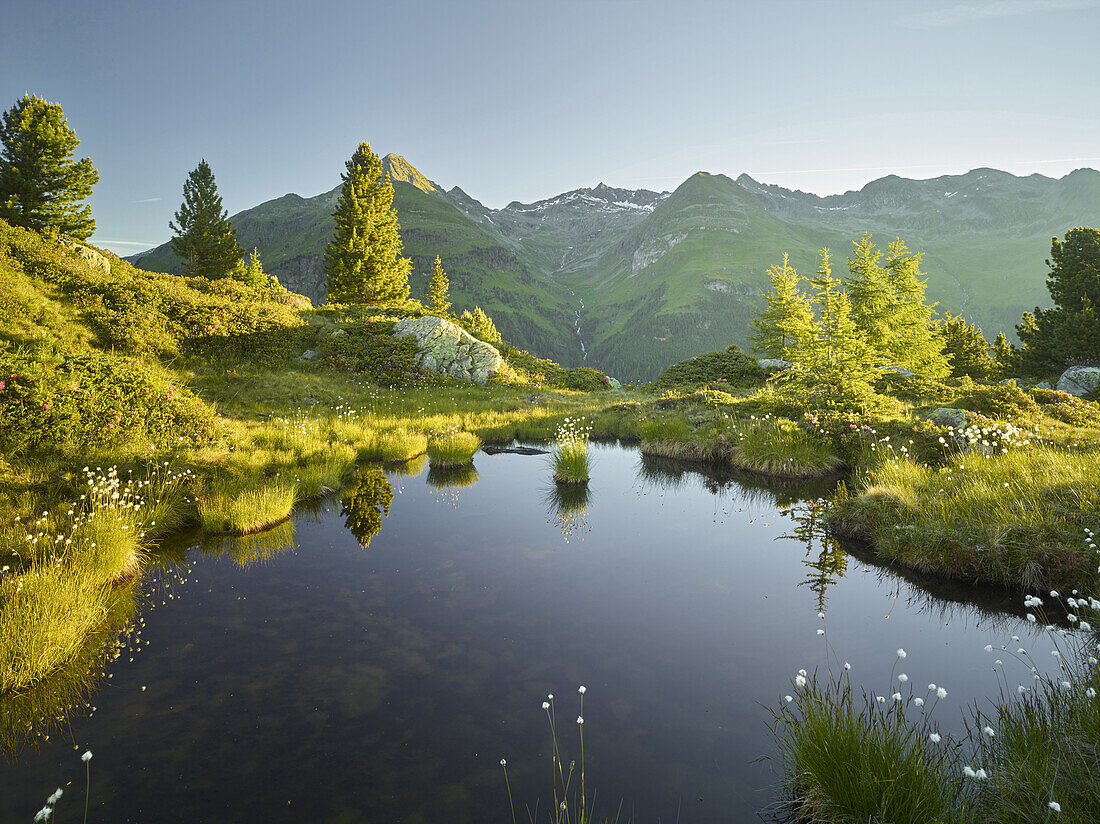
[[1035, 380, 1054, 390], [880, 365, 918, 377], [1056, 366, 1100, 397], [757, 358, 792, 370], [299, 349, 319, 361], [929, 407, 967, 431], [62, 239, 112, 274], [393, 316, 503, 383], [608, 377, 622, 389]]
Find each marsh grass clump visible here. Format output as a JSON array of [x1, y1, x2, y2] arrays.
[[731, 416, 844, 479], [197, 477, 297, 534], [427, 426, 481, 468], [772, 673, 965, 824], [552, 418, 591, 485], [360, 427, 428, 464]]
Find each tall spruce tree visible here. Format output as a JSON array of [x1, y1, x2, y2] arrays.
[[426, 255, 451, 315], [883, 238, 950, 378], [845, 233, 894, 365], [0, 93, 98, 239], [799, 249, 876, 386], [939, 313, 997, 379], [1017, 227, 1100, 373], [749, 253, 814, 362], [324, 142, 410, 305], [169, 159, 243, 279]]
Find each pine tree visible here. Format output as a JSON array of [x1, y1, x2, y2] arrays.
[[939, 314, 997, 379], [882, 238, 950, 378], [459, 306, 502, 344], [749, 253, 814, 361], [0, 93, 98, 239], [426, 255, 451, 315], [793, 249, 876, 396], [169, 159, 243, 279], [1017, 227, 1100, 373], [992, 332, 1013, 374], [235, 247, 268, 288], [845, 233, 894, 364], [324, 142, 411, 305]]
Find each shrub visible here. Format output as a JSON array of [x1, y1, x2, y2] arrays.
[[653, 348, 766, 389], [953, 381, 1041, 422]]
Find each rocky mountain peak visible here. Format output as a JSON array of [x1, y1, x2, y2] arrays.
[[382, 153, 440, 194]]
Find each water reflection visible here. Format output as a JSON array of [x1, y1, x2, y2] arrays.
[[777, 500, 849, 613], [1, 584, 139, 756], [340, 464, 393, 548], [227, 519, 297, 568], [544, 483, 592, 542], [426, 464, 480, 489]]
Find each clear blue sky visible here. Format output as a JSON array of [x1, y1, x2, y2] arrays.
[[3, 0, 1099, 254]]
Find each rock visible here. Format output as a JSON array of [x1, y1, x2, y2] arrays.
[[929, 407, 967, 431], [481, 445, 549, 456], [331, 328, 348, 338], [299, 349, 319, 361], [757, 358, 792, 370], [393, 316, 503, 383], [1056, 366, 1100, 397], [999, 378, 1018, 386], [608, 377, 622, 389], [61, 239, 111, 274], [1035, 380, 1054, 390], [880, 365, 917, 377]]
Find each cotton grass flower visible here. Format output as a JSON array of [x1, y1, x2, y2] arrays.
[[984, 726, 996, 737], [896, 648, 907, 659], [1049, 801, 1062, 812], [929, 732, 941, 742], [897, 673, 908, 682], [937, 687, 947, 699]]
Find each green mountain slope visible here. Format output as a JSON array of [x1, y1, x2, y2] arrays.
[[132, 157, 1100, 382]]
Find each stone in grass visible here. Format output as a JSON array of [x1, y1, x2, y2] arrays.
[[331, 328, 349, 338], [757, 358, 792, 371], [299, 349, 319, 361], [393, 316, 503, 384], [929, 406, 968, 434], [1056, 366, 1100, 398]]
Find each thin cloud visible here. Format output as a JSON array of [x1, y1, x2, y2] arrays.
[[901, 0, 1098, 28], [133, 197, 161, 203]]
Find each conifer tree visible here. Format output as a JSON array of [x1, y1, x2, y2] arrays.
[[992, 332, 1013, 374], [845, 233, 894, 365], [883, 238, 950, 378], [426, 255, 451, 315], [235, 247, 268, 288], [0, 93, 98, 239], [169, 159, 243, 279], [803, 250, 875, 381], [939, 314, 997, 379], [324, 142, 411, 305], [749, 253, 814, 361], [1017, 227, 1100, 373]]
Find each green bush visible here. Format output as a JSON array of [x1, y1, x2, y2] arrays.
[[874, 372, 958, 405], [318, 318, 444, 388], [653, 347, 766, 389], [0, 347, 217, 454], [501, 346, 613, 390], [954, 381, 1041, 422], [1030, 388, 1100, 427]]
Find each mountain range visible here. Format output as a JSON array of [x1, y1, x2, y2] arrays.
[[132, 156, 1100, 381]]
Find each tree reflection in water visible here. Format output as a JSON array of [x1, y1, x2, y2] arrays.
[[340, 464, 394, 548]]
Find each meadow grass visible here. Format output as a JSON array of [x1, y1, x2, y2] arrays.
[[427, 427, 481, 467], [833, 443, 1100, 590], [730, 417, 845, 479]]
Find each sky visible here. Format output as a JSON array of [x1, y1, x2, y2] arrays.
[[3, 0, 1100, 254]]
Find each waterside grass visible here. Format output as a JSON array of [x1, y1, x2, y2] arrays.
[[552, 418, 591, 485], [426, 427, 481, 468]]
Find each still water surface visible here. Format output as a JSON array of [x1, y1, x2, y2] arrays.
[[3, 444, 1051, 823]]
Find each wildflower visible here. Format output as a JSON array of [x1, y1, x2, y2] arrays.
[[798, 669, 807, 677], [892, 692, 902, 701], [984, 644, 994, 652], [929, 732, 941, 742], [1049, 801, 1061, 812], [795, 675, 807, 688], [500, 758, 506, 766], [898, 673, 908, 682], [34, 807, 52, 822], [82, 750, 93, 762], [896, 648, 907, 659], [963, 766, 976, 777], [1027, 613, 1037, 623], [816, 629, 825, 636], [914, 697, 925, 707], [843, 662, 851, 670], [578, 685, 586, 694], [47, 789, 62, 804], [928, 683, 937, 691], [784, 695, 793, 703], [1087, 688, 1097, 698], [576, 716, 583, 724], [547, 693, 553, 700], [937, 687, 947, 699], [984, 726, 996, 737], [975, 768, 988, 780]]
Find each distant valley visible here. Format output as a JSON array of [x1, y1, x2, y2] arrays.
[[132, 157, 1100, 381]]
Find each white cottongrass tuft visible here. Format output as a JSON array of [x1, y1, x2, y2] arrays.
[[929, 732, 941, 742], [1049, 801, 1062, 812], [898, 673, 908, 682], [896, 648, 907, 659], [578, 685, 586, 694], [937, 687, 947, 699], [984, 726, 996, 737], [81, 750, 93, 762]]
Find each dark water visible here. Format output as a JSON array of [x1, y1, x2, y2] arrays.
[[2, 444, 1057, 823]]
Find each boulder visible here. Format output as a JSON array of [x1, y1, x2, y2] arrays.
[[1056, 366, 1100, 397], [929, 407, 967, 431], [393, 316, 503, 383], [299, 349, 319, 361], [61, 239, 111, 275], [331, 328, 349, 338], [608, 377, 622, 389], [1035, 380, 1054, 390], [998, 378, 1018, 386], [757, 358, 792, 370], [880, 365, 917, 377]]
